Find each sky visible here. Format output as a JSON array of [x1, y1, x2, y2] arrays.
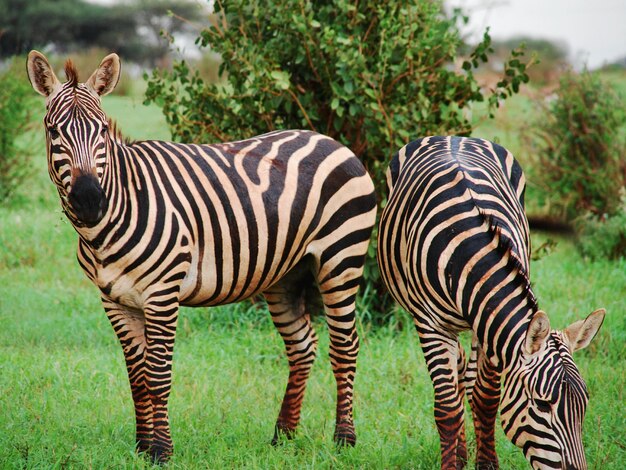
[[448, 0, 626, 69]]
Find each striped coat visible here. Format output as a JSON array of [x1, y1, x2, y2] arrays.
[[28, 51, 376, 462], [377, 136, 605, 469]]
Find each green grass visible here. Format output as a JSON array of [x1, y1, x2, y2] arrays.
[[1, 90, 624, 468]]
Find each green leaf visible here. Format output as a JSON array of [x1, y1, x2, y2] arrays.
[[270, 70, 290, 90], [364, 88, 377, 99]]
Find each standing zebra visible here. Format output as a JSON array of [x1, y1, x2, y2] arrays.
[[27, 51, 376, 462], [377, 136, 605, 469]]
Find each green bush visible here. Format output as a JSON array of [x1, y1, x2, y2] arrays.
[[144, 0, 531, 320], [144, 0, 529, 199], [0, 58, 38, 204], [577, 190, 626, 260], [526, 70, 626, 220]]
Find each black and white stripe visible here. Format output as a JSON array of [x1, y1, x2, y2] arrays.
[[28, 51, 376, 462], [377, 136, 605, 469]]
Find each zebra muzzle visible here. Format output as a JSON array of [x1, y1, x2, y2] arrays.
[[68, 173, 108, 226]]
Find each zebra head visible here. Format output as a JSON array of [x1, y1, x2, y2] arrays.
[[501, 308, 605, 469], [27, 50, 120, 227]]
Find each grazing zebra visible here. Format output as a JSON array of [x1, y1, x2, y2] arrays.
[[27, 51, 376, 462], [377, 136, 605, 469]]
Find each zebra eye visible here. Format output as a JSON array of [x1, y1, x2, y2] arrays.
[[100, 125, 108, 137], [535, 399, 551, 412], [48, 126, 60, 140]]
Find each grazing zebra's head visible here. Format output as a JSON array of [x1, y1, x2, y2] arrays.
[[27, 50, 121, 227], [501, 308, 605, 469]]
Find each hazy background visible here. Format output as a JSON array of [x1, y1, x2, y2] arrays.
[[84, 0, 626, 69], [449, 0, 626, 69]]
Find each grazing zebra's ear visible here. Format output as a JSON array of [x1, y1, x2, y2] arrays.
[[86, 53, 121, 97], [563, 308, 606, 353], [524, 310, 551, 355], [27, 50, 60, 97]]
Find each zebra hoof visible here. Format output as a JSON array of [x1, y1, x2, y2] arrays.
[[149, 445, 172, 465], [334, 424, 356, 447], [475, 460, 499, 470], [135, 439, 152, 455], [271, 425, 296, 446]]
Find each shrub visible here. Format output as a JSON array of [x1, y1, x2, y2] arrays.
[[144, 0, 531, 320], [525, 70, 626, 221], [0, 58, 38, 204], [144, 0, 530, 199], [577, 190, 626, 260], [493, 36, 568, 85]]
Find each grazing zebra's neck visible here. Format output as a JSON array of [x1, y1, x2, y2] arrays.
[[469, 219, 539, 372], [476, 280, 539, 373]]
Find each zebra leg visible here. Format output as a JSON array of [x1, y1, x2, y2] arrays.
[[467, 338, 501, 470], [263, 285, 319, 444], [143, 300, 180, 463], [461, 338, 479, 410], [102, 297, 153, 454], [455, 340, 469, 467], [319, 288, 359, 447], [418, 327, 467, 470]]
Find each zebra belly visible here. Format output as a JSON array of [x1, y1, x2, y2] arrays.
[[177, 219, 320, 307], [177, 251, 278, 307]]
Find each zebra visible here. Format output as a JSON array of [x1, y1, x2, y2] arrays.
[[377, 136, 605, 469], [27, 50, 377, 463]]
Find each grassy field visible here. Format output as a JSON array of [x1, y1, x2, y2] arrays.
[[1, 90, 624, 469]]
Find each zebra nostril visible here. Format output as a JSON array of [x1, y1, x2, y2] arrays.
[[68, 192, 81, 208]]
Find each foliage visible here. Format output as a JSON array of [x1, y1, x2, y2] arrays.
[[577, 190, 626, 260], [144, 0, 530, 199], [525, 70, 626, 221], [0, 57, 37, 204], [493, 36, 569, 84], [0, 0, 203, 65]]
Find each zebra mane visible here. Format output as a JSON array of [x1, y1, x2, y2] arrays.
[[64, 59, 79, 87], [108, 118, 137, 146], [480, 210, 539, 313]]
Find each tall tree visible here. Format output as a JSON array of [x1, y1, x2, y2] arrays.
[[0, 0, 202, 64]]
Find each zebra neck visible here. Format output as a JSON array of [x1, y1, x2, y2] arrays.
[[474, 298, 537, 372]]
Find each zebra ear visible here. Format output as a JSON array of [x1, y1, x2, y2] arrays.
[[27, 50, 61, 97], [564, 308, 606, 353], [524, 310, 551, 355], [86, 53, 121, 97]]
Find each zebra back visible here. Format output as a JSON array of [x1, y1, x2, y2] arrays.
[[380, 136, 533, 350]]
